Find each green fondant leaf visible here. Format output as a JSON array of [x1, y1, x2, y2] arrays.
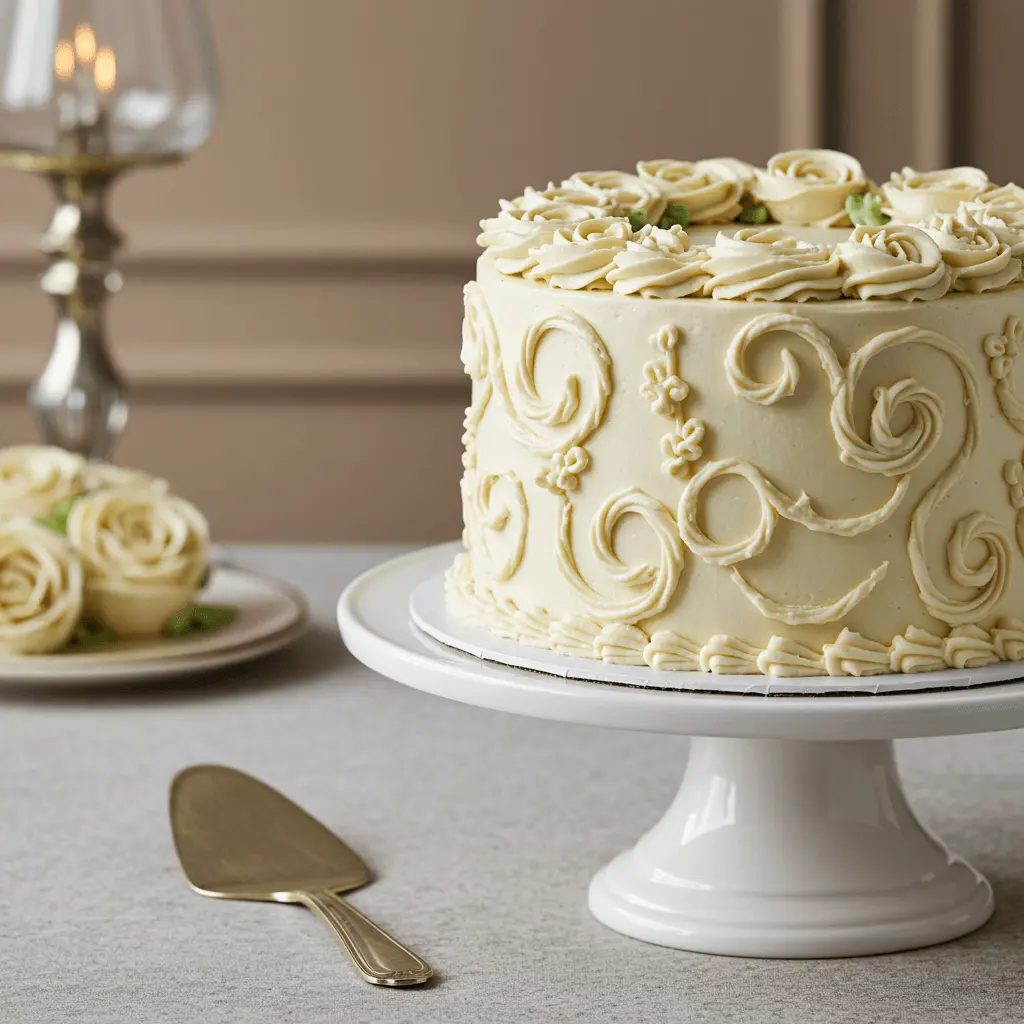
[[37, 496, 81, 536], [846, 192, 889, 227], [658, 202, 690, 230], [736, 203, 769, 225], [164, 604, 237, 638], [67, 616, 117, 649], [627, 208, 648, 232]]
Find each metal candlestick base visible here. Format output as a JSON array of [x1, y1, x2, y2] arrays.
[[0, 151, 177, 458]]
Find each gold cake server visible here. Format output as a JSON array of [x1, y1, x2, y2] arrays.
[[170, 764, 432, 987]]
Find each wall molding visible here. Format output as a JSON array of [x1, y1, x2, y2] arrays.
[[0, 222, 478, 278], [0, 336, 468, 392]]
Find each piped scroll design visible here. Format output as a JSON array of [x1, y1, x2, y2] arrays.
[[556, 486, 683, 622], [984, 315, 1024, 433], [713, 312, 1010, 626], [640, 324, 706, 477], [461, 282, 612, 464], [460, 470, 528, 582]]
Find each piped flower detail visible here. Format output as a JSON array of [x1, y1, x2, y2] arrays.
[[641, 364, 689, 417], [537, 447, 590, 496], [661, 419, 706, 477]]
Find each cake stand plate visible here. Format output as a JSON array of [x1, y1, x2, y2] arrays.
[[337, 543, 1024, 958]]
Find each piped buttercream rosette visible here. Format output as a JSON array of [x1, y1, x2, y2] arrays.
[[0, 445, 86, 519], [636, 158, 752, 224], [702, 227, 844, 301], [67, 486, 209, 637], [751, 149, 868, 227], [606, 224, 710, 298], [836, 224, 952, 300], [881, 166, 989, 222], [0, 520, 83, 654], [919, 209, 1022, 293]]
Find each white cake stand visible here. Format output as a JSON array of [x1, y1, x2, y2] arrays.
[[337, 543, 1024, 959]]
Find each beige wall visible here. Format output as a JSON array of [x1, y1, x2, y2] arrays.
[[0, 0, 1019, 540]]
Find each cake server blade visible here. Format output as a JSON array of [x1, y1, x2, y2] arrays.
[[170, 764, 432, 986]]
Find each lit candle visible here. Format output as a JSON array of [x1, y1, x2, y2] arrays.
[[74, 23, 96, 67], [94, 46, 116, 94]]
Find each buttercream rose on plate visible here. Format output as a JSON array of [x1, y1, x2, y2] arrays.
[[0, 445, 86, 519], [67, 486, 210, 637], [0, 519, 83, 654]]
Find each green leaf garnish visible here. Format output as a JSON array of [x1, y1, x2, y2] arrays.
[[627, 208, 648, 232], [658, 202, 690, 230], [197, 565, 212, 590], [736, 203, 769, 225], [846, 192, 889, 227], [67, 616, 117, 650], [164, 604, 237, 638], [37, 496, 81, 536]]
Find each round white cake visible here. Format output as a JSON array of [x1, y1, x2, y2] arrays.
[[448, 151, 1024, 679]]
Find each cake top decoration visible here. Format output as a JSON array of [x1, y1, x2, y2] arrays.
[[478, 150, 1024, 302]]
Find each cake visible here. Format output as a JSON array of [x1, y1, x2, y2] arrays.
[[449, 150, 1024, 679]]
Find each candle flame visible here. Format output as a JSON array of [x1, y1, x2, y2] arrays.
[[54, 39, 75, 80], [94, 46, 116, 93], [74, 23, 97, 65]]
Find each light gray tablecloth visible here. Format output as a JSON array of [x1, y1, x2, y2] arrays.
[[1, 546, 1023, 1024]]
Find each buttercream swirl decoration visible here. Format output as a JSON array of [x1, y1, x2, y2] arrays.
[[984, 315, 1024, 433], [0, 520, 83, 654], [723, 311, 1009, 624], [477, 185, 611, 275], [752, 149, 869, 227], [638, 324, 707, 478], [461, 470, 527, 581], [66, 487, 209, 637], [562, 170, 666, 224], [920, 209, 1022, 293], [0, 446, 85, 520], [702, 228, 845, 301], [881, 165, 989, 222], [836, 224, 952, 300], [528, 217, 632, 291], [461, 283, 612, 465], [606, 224, 711, 299], [556, 486, 683, 622], [960, 197, 1024, 266], [636, 158, 751, 224]]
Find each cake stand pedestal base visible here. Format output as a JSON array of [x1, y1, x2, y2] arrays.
[[337, 544, 1024, 959], [588, 736, 990, 957]]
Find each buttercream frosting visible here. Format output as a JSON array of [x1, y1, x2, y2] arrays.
[[606, 224, 710, 298], [920, 210, 1022, 293], [636, 158, 750, 223], [528, 217, 631, 290], [836, 224, 952, 300], [752, 149, 868, 227], [703, 227, 844, 301], [882, 166, 989, 222]]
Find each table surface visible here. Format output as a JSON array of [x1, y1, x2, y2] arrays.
[[2, 546, 1023, 1024]]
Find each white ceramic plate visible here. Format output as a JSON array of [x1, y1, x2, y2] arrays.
[[0, 568, 308, 686]]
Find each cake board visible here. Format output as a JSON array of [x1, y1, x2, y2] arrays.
[[337, 543, 1024, 958]]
